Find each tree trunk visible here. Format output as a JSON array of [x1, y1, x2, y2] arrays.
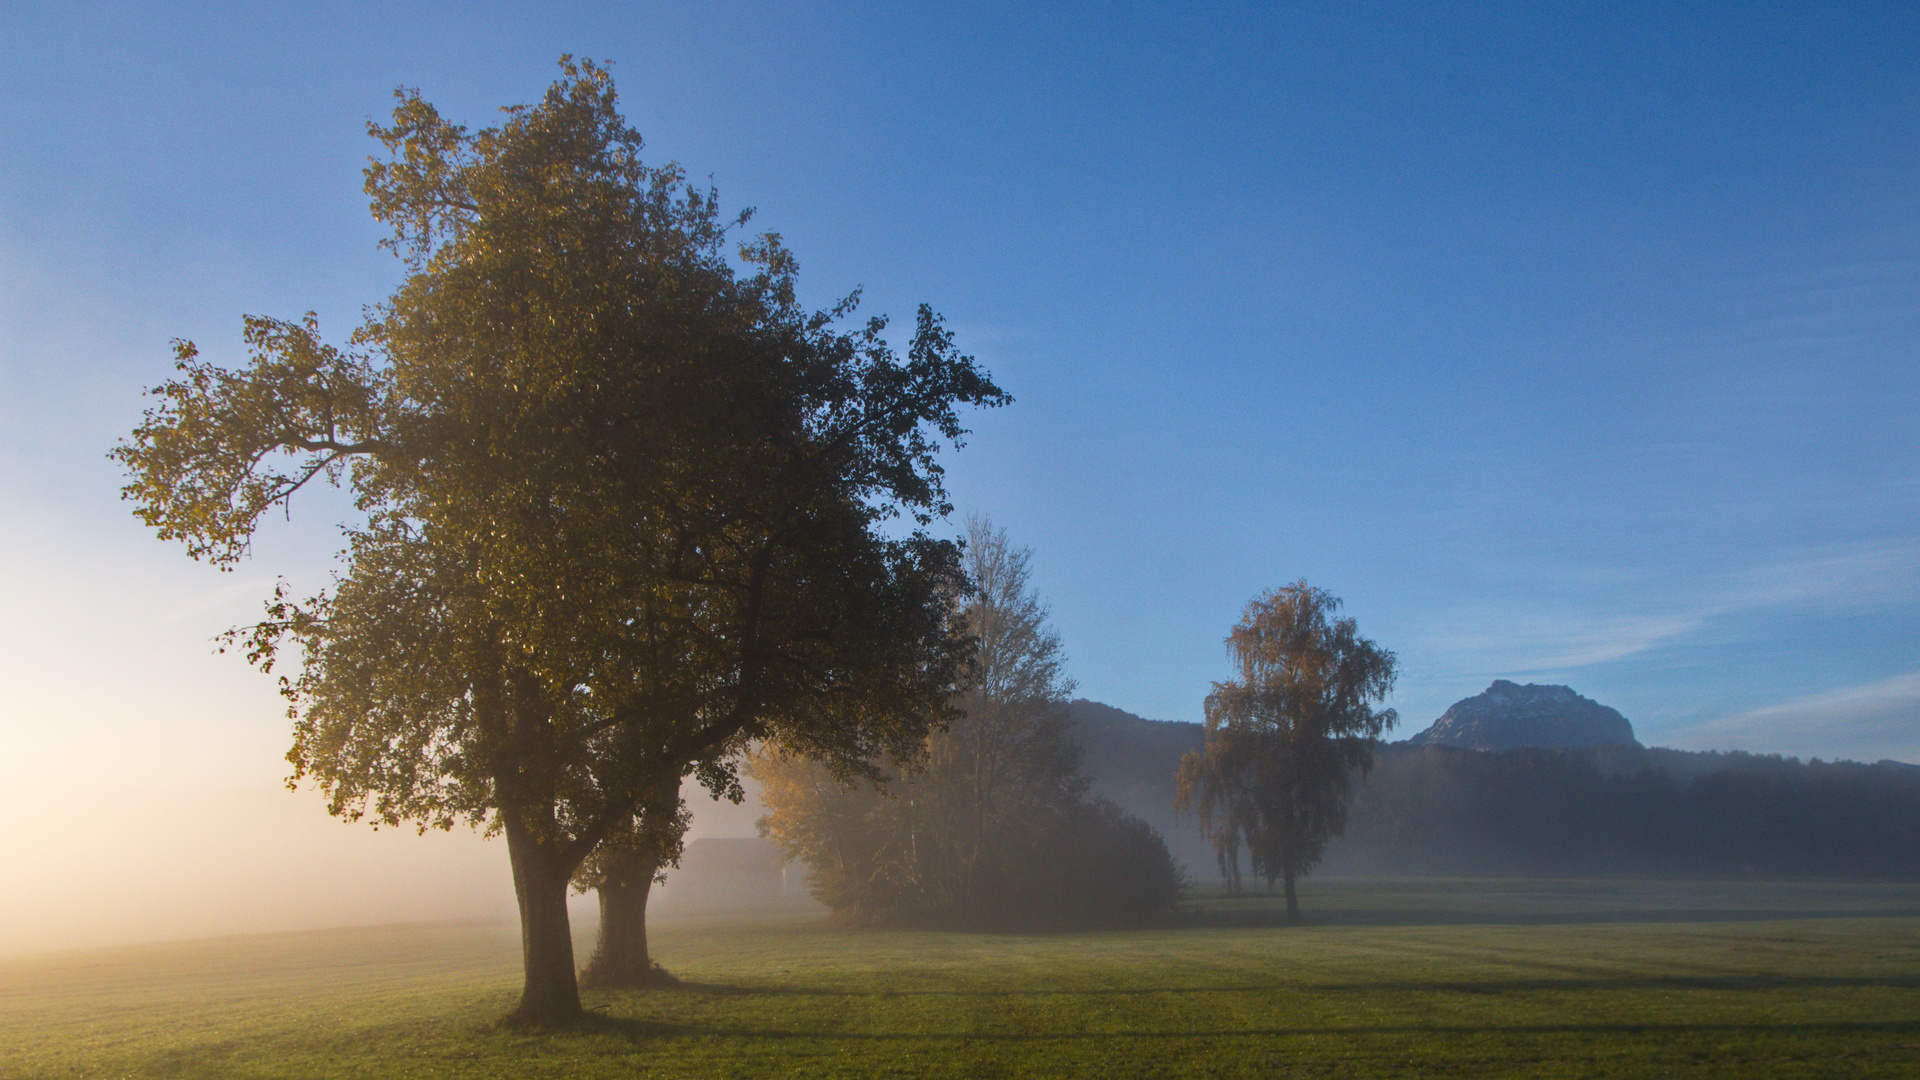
[[503, 814, 584, 1027], [1282, 863, 1300, 921], [580, 845, 675, 987]]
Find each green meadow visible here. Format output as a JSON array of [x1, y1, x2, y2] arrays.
[[5, 879, 1918, 1078]]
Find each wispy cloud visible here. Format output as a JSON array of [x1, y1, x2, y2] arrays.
[[1664, 670, 1920, 764], [1716, 538, 1920, 613], [1418, 610, 1704, 674], [1410, 537, 1920, 679], [1723, 250, 1920, 353]]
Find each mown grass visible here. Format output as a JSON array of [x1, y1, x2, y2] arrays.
[[4, 878, 1919, 1078]]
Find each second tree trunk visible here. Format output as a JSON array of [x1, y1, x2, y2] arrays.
[[580, 843, 675, 987]]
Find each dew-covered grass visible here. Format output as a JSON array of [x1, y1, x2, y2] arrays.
[[4, 878, 1918, 1078]]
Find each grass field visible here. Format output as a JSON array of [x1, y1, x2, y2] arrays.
[[4, 878, 1919, 1078]]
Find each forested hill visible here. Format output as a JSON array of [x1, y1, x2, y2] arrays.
[[1065, 700, 1208, 871], [1066, 699, 1920, 880]]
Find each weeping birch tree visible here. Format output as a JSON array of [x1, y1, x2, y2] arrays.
[[1176, 582, 1397, 919]]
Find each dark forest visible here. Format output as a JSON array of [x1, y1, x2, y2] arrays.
[[1070, 700, 1920, 881]]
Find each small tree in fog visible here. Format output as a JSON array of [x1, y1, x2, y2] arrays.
[[1176, 583, 1396, 919], [928, 515, 1084, 918], [756, 517, 1184, 928]]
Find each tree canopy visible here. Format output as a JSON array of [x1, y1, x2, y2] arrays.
[[114, 58, 1006, 1025], [1175, 582, 1396, 918]]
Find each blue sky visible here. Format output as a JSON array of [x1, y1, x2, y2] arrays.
[[3, 0, 1919, 948]]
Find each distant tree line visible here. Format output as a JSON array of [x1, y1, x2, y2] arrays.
[[1068, 710, 1920, 881], [1329, 744, 1920, 879]]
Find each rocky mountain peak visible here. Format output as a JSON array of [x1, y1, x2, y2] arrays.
[[1406, 681, 1639, 751]]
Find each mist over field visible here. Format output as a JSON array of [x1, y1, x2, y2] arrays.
[[2, 499, 1914, 956], [0, 780, 774, 957], [0, 498, 1911, 956]]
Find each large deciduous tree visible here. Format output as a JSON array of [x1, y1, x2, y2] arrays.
[[113, 59, 1004, 1026], [1175, 582, 1396, 919]]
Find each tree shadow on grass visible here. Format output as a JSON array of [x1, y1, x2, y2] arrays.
[[588, 970, 1920, 1000], [567, 1011, 702, 1038], [718, 898, 1920, 936], [570, 1013, 1920, 1044], [633, 979, 759, 997], [1182, 904, 1920, 930]]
